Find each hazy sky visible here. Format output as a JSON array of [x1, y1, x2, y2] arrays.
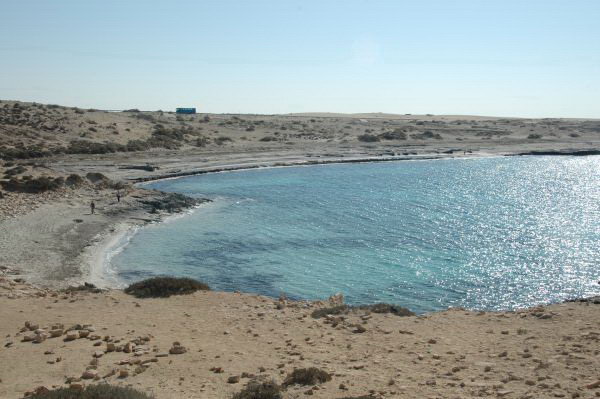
[[2, 0, 599, 117]]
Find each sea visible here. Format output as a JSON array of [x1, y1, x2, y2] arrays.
[[108, 156, 600, 313]]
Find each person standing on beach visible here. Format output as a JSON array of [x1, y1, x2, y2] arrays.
[[116, 191, 121, 203], [90, 200, 96, 215]]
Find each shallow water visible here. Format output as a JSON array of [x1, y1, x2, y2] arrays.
[[111, 156, 600, 313]]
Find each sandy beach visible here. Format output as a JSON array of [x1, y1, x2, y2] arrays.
[[1, 101, 599, 398]]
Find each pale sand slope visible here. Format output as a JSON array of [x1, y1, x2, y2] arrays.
[[0, 281, 599, 399], [0, 185, 198, 288]]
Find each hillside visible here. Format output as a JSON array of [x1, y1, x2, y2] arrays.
[[1, 100, 599, 161]]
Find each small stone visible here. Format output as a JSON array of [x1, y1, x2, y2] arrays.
[[353, 325, 367, 334], [498, 390, 514, 397], [123, 342, 134, 353], [81, 370, 98, 380], [586, 380, 600, 389], [106, 342, 116, 352], [93, 351, 104, 358], [169, 343, 187, 355], [227, 375, 240, 384], [119, 369, 129, 378], [49, 329, 63, 338], [65, 331, 79, 341], [69, 383, 84, 391], [33, 333, 48, 343], [78, 330, 90, 338], [428, 338, 437, 344]]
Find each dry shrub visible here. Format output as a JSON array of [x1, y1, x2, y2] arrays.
[[124, 276, 210, 298], [283, 367, 332, 386], [28, 384, 153, 399], [357, 134, 380, 142], [311, 303, 414, 319], [232, 379, 282, 399]]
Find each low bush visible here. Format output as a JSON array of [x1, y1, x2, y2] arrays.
[[311, 305, 350, 319], [65, 174, 85, 187], [215, 136, 233, 145], [1, 176, 64, 193], [411, 131, 442, 140], [527, 133, 542, 139], [4, 165, 27, 176], [379, 129, 407, 140], [357, 134, 380, 142], [311, 303, 414, 318], [232, 379, 282, 399], [283, 367, 332, 386], [356, 303, 415, 317], [259, 136, 277, 142], [124, 276, 210, 298], [28, 384, 153, 399]]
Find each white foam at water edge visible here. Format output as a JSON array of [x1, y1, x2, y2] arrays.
[[89, 200, 215, 288], [87, 224, 140, 289]]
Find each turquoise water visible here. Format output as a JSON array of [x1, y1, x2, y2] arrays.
[[111, 156, 600, 313]]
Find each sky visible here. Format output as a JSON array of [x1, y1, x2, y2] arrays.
[[1, 0, 599, 117]]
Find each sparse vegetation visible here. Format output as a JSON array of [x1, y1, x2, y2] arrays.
[[124, 276, 210, 298], [232, 379, 282, 399], [311, 303, 414, 319], [215, 136, 233, 145], [411, 131, 442, 140], [527, 133, 542, 139], [65, 173, 85, 187], [283, 367, 332, 386], [27, 384, 153, 399], [379, 129, 407, 140], [311, 305, 350, 319], [357, 134, 380, 142], [1, 176, 64, 193]]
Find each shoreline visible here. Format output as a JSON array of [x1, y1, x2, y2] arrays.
[[2, 149, 598, 297]]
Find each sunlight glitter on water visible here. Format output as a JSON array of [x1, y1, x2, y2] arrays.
[[112, 156, 600, 313]]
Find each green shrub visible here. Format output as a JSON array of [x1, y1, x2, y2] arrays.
[[232, 380, 282, 399], [124, 276, 210, 298], [283, 367, 332, 386], [28, 384, 153, 399]]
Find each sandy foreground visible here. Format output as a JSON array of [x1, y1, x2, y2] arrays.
[[1, 103, 600, 398], [0, 279, 599, 399]]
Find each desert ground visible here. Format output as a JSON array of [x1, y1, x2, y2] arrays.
[[0, 100, 599, 398]]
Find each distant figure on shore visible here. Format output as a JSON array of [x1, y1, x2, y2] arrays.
[[116, 191, 121, 203], [90, 200, 96, 215]]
